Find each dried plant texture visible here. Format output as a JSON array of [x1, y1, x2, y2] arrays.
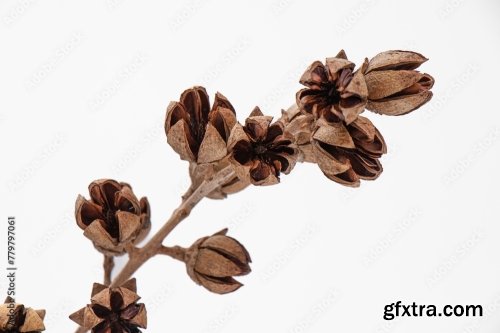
[[289, 49, 434, 186], [311, 115, 387, 186], [75, 179, 151, 256], [165, 86, 236, 164], [70, 279, 147, 333], [185, 229, 251, 294], [228, 107, 298, 185], [296, 50, 368, 124], [165, 87, 248, 198], [0, 297, 45, 333], [364, 50, 435, 115]]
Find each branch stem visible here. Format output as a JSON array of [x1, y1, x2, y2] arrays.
[[157, 245, 187, 262], [74, 165, 235, 333], [110, 165, 235, 287], [103, 255, 114, 286]]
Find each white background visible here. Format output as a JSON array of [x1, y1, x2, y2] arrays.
[[1, 0, 499, 332]]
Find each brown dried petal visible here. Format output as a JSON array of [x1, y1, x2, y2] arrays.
[[340, 69, 368, 124], [325, 56, 354, 81], [116, 211, 141, 242], [212, 92, 235, 114], [75, 195, 103, 230], [312, 141, 351, 177], [366, 50, 428, 73], [92, 283, 108, 298], [114, 186, 140, 214], [245, 116, 273, 141], [210, 106, 237, 141], [121, 278, 138, 293], [20, 308, 45, 332], [89, 179, 121, 208], [365, 70, 427, 100], [197, 123, 228, 164], [249, 160, 279, 185], [195, 249, 248, 277], [367, 90, 433, 116], [91, 288, 111, 309], [118, 286, 141, 308], [327, 168, 360, 187], [84, 220, 117, 250], [165, 101, 188, 131], [69, 307, 86, 326], [127, 303, 147, 328], [180, 86, 210, 127], [350, 116, 376, 142], [195, 273, 243, 294], [227, 123, 249, 152], [299, 61, 329, 89], [84, 306, 104, 329], [312, 121, 355, 149], [166, 118, 196, 162], [201, 235, 252, 265]]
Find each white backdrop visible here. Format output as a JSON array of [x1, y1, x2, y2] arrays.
[[1, 0, 500, 332]]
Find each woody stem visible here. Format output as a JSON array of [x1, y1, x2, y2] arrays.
[[103, 255, 114, 286], [74, 165, 235, 333], [110, 165, 235, 287], [157, 245, 187, 262]]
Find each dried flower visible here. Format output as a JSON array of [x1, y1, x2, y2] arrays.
[[75, 179, 151, 256], [296, 50, 368, 124], [69, 279, 147, 333], [227, 107, 298, 186], [185, 229, 251, 294], [0, 297, 45, 333], [364, 50, 434, 115], [311, 114, 387, 187], [165, 86, 237, 164]]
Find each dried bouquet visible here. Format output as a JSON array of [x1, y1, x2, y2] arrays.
[[63, 50, 434, 332]]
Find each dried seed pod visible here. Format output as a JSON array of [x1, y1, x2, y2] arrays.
[[311, 115, 387, 187], [227, 107, 298, 186], [296, 50, 368, 124], [185, 229, 251, 294], [69, 279, 147, 333], [75, 179, 151, 256], [364, 50, 434, 116], [166, 87, 248, 198], [0, 297, 45, 332], [165, 87, 237, 164]]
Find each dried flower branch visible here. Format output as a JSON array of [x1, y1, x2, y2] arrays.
[[72, 49, 434, 332]]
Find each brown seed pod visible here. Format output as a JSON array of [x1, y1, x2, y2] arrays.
[[185, 229, 251, 294], [227, 107, 298, 186], [0, 297, 45, 333], [364, 50, 434, 116], [75, 179, 151, 256], [296, 50, 368, 124], [69, 279, 147, 333]]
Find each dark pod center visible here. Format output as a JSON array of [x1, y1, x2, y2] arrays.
[[104, 209, 119, 239], [326, 84, 341, 104], [254, 144, 267, 155]]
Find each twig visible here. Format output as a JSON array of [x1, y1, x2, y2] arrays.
[[74, 165, 235, 333], [103, 255, 114, 286], [157, 245, 187, 262], [110, 165, 235, 287]]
